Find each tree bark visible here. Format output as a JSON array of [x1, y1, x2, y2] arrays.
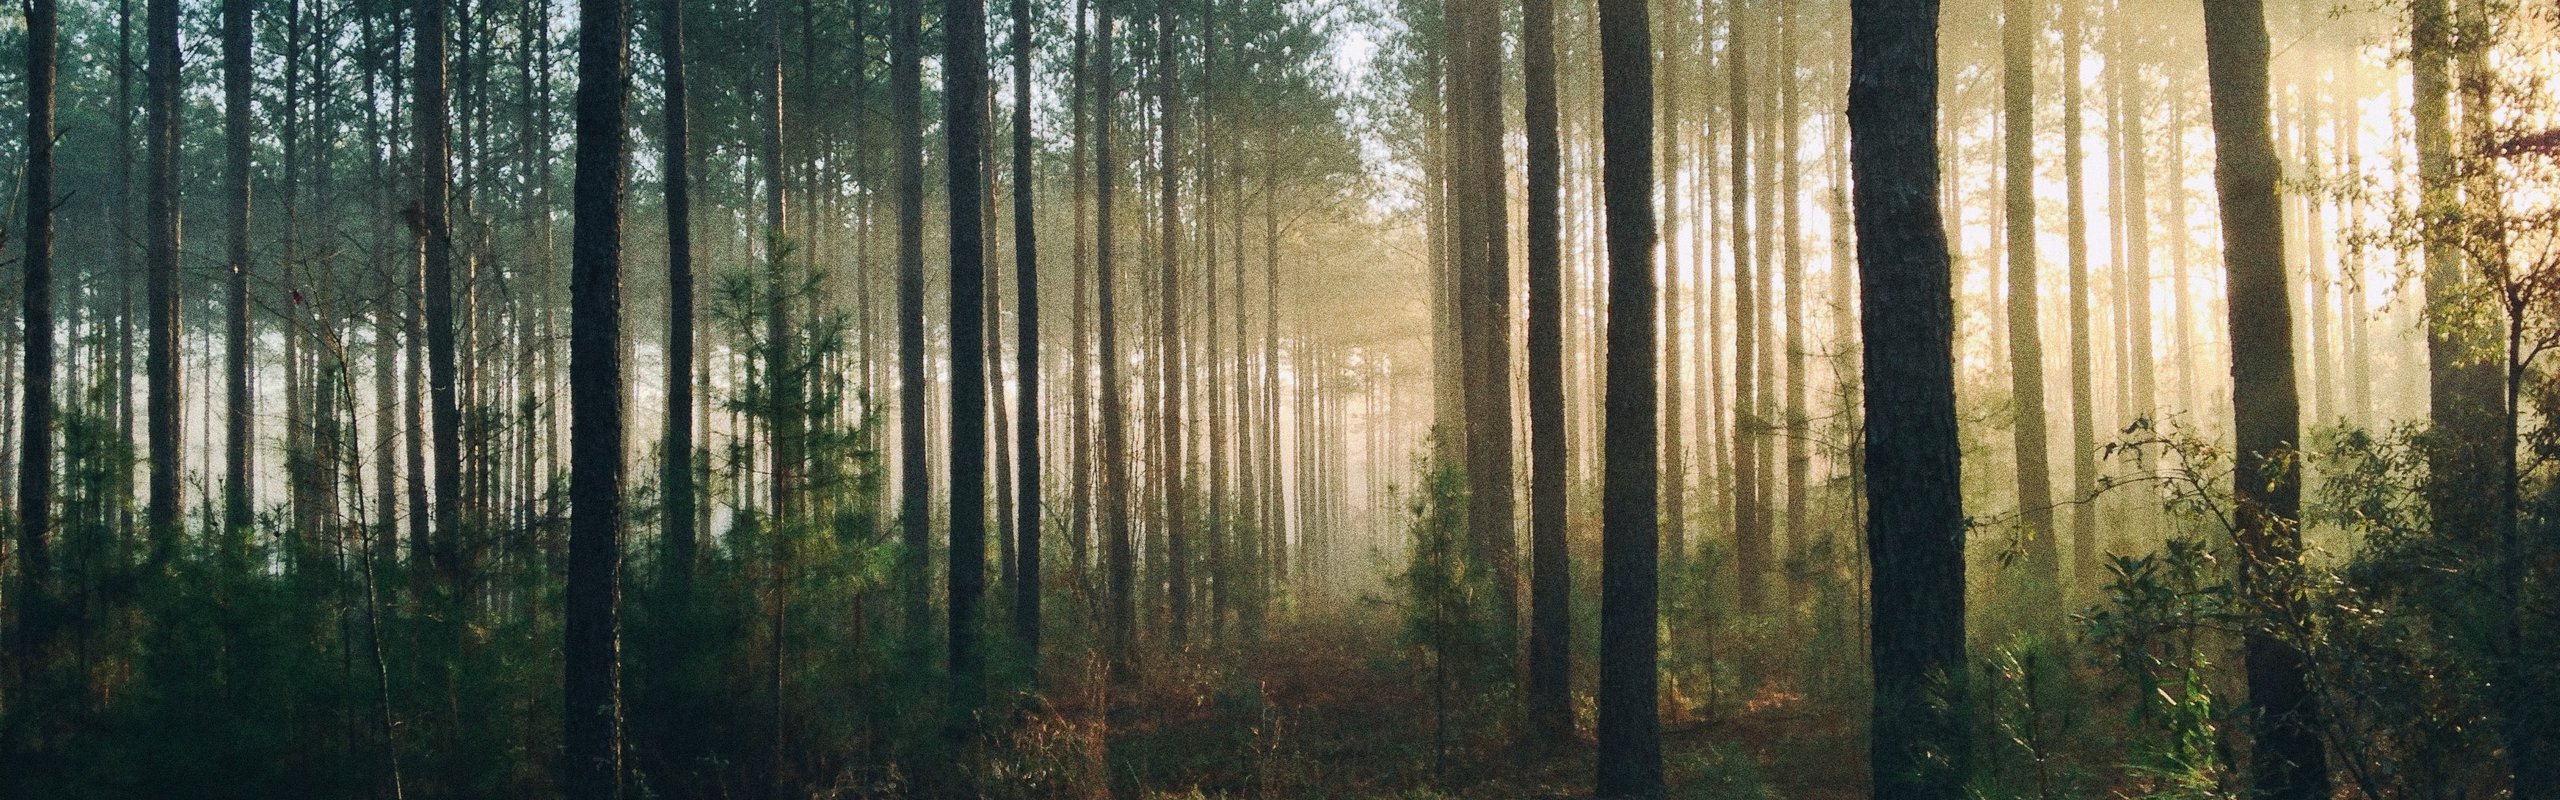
[[946, 0, 992, 724], [2200, 0, 2327, 795], [894, 0, 933, 654], [1449, 0, 1518, 639], [658, 0, 697, 588], [2001, 0, 2061, 610], [1593, 0, 1661, 790], [418, 0, 464, 581], [1522, 0, 1572, 744], [1095, 0, 1137, 685], [15, 0, 60, 712], [1849, 0, 1968, 794], [222, 0, 256, 544], [145, 0, 183, 563], [2062, 0, 2098, 594], [1011, 0, 1044, 673], [564, 0, 633, 790]]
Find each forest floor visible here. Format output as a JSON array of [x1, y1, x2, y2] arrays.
[[1004, 608, 1868, 799]]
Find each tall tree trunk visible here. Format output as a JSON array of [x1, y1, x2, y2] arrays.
[[1070, 0, 1096, 604], [2061, 0, 2097, 595], [946, 0, 992, 726], [1095, 0, 1136, 685], [1156, 0, 1190, 646], [762, 0, 798, 529], [15, 0, 60, 715], [1778, 0, 1809, 617], [563, 0, 633, 790], [659, 0, 697, 588], [894, 0, 933, 654], [1011, 0, 1044, 674], [1593, 0, 1661, 789], [1450, 0, 1518, 643], [1849, 0, 1968, 794], [2001, 0, 2061, 611], [1522, 0, 1572, 744], [145, 0, 183, 563], [418, 0, 464, 581], [2200, 0, 2327, 795], [1726, 2, 1765, 614], [222, 0, 256, 545]]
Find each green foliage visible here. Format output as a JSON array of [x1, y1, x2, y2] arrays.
[[1392, 442, 1513, 776]]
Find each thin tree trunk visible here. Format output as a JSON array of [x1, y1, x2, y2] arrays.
[[2062, 0, 2098, 595], [894, 0, 934, 656], [1523, 0, 1572, 744], [1010, 0, 1044, 673], [222, 0, 256, 544], [1095, 0, 1136, 685], [1726, 2, 1765, 614], [2001, 0, 2061, 611], [659, 0, 698, 587]]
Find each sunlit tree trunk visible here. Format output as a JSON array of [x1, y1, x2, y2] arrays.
[[1156, 0, 1191, 646], [2061, 0, 2097, 596], [1778, 0, 1809, 617], [1726, 0, 1764, 615], [2001, 0, 2061, 612]]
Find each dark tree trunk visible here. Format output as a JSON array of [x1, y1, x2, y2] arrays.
[[145, 0, 182, 563], [1850, 0, 1969, 796], [1522, 0, 1571, 745], [2001, 0, 2060, 610], [1448, 0, 1518, 647], [2202, 0, 2327, 796], [222, 0, 256, 544], [894, 0, 933, 654], [563, 0, 633, 790], [1726, 3, 1764, 614], [1011, 0, 1044, 674], [418, 0, 464, 580], [658, 0, 696, 588], [945, 0, 993, 726], [15, 0, 59, 712], [1592, 0, 1660, 790], [1096, 0, 1137, 685], [762, 0, 797, 525], [1070, 0, 1096, 605]]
